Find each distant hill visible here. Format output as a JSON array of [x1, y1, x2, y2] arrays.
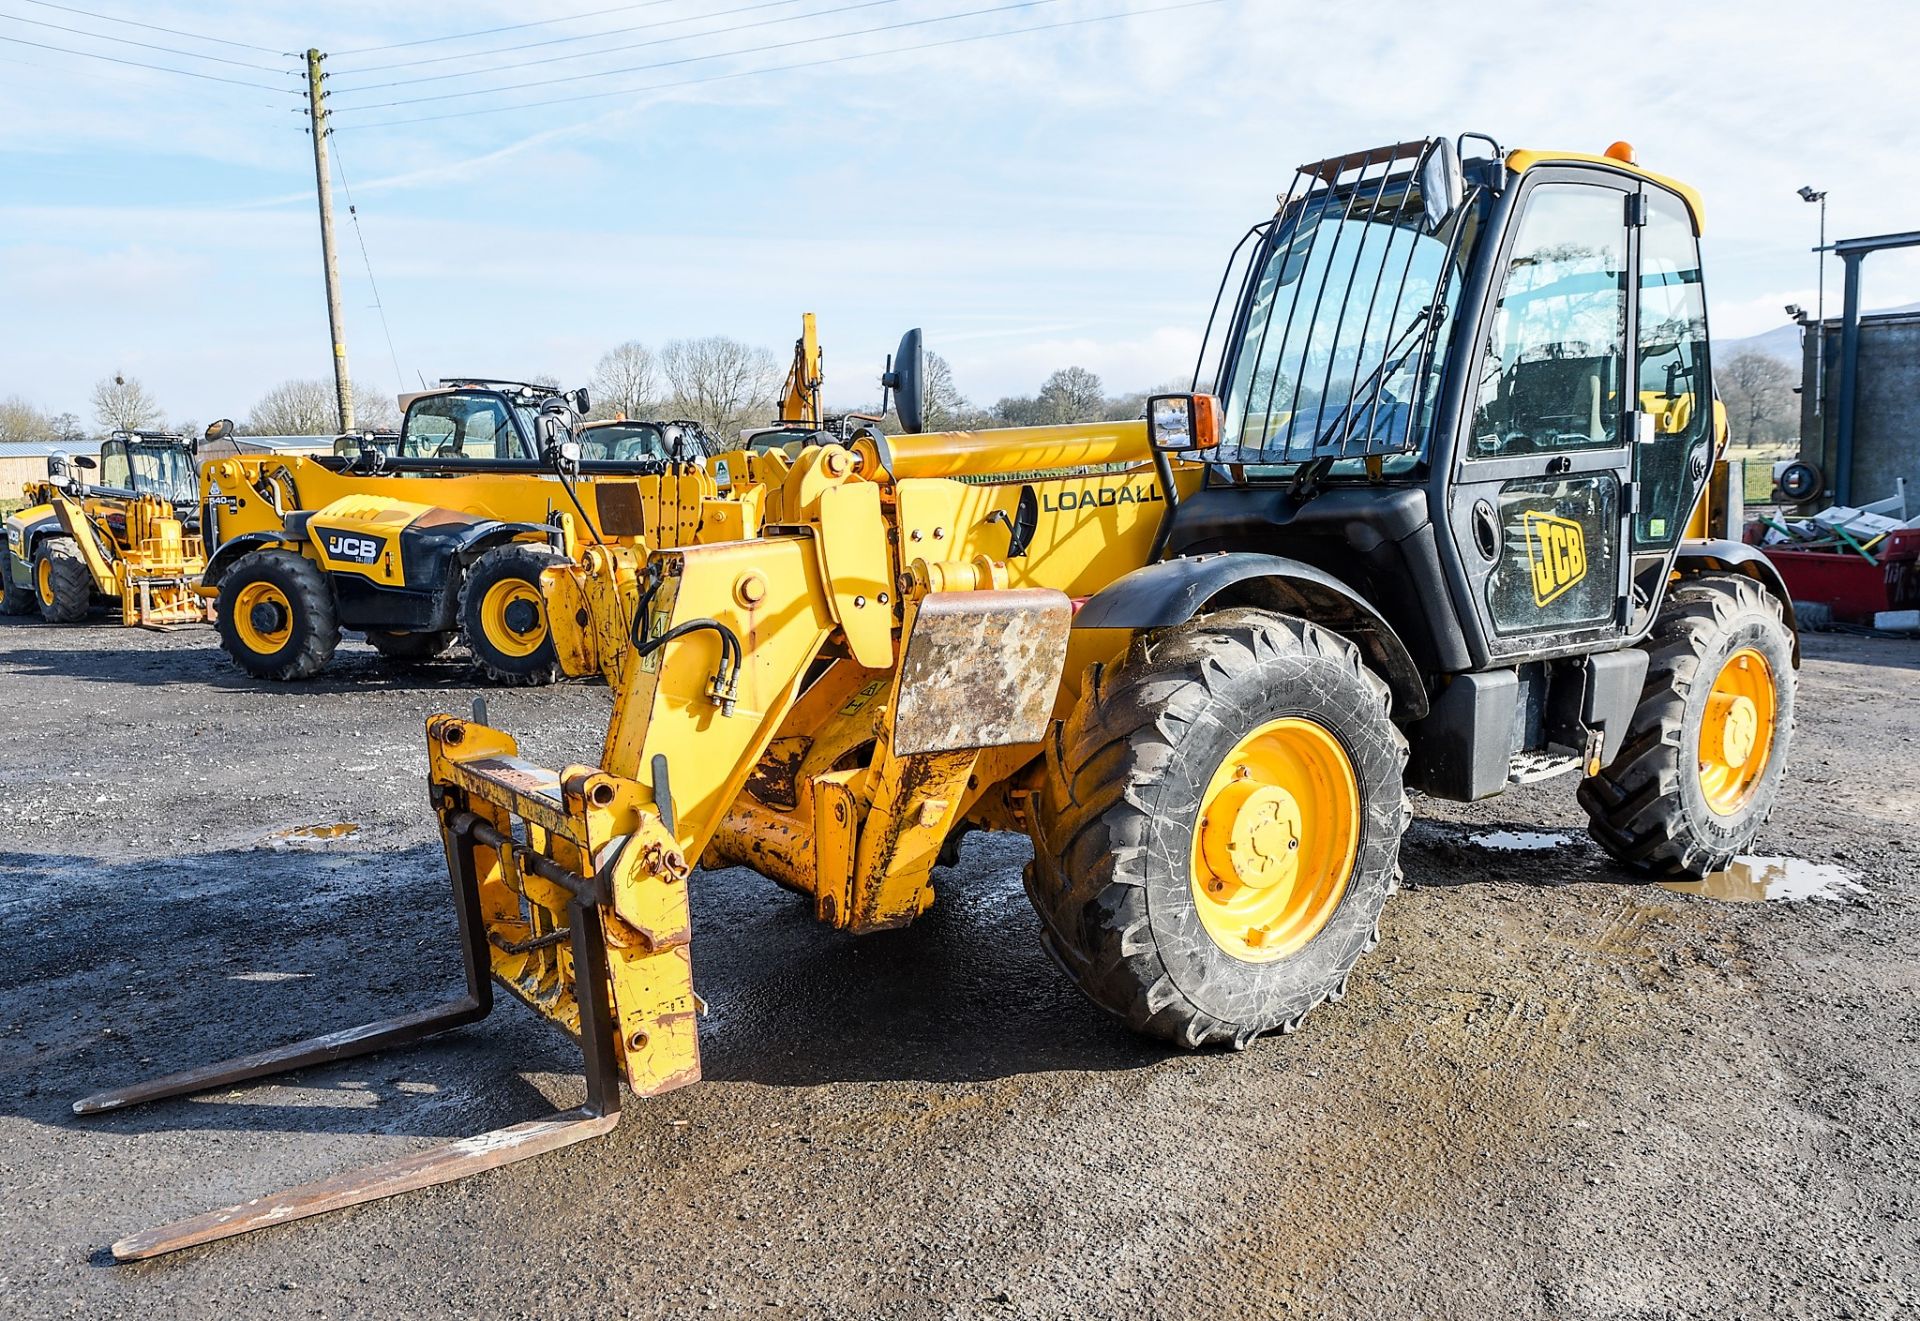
[[1719, 301, 1920, 366]]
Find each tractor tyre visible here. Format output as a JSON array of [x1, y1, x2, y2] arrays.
[[458, 543, 565, 686], [33, 536, 92, 623], [1579, 573, 1795, 876], [0, 542, 36, 615], [367, 629, 455, 664], [1026, 608, 1410, 1050], [216, 549, 339, 681]]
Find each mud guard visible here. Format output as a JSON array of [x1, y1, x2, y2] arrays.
[[1074, 551, 1429, 720], [1673, 538, 1800, 664]]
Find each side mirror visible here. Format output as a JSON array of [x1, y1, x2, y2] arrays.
[[1420, 137, 1464, 232], [1146, 393, 1221, 453], [571, 388, 590, 415], [204, 418, 234, 445], [880, 327, 925, 434], [72, 454, 98, 471]]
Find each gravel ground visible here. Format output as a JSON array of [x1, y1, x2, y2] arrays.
[[0, 617, 1915, 1319]]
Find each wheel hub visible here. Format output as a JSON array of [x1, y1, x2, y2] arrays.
[[1200, 777, 1302, 895], [1188, 717, 1361, 963], [1697, 647, 1778, 817], [249, 600, 288, 635], [503, 598, 540, 636]]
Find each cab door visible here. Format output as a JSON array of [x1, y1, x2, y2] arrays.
[[1443, 169, 1640, 663]]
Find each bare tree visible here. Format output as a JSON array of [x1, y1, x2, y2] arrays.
[[91, 373, 162, 432], [48, 412, 83, 441], [591, 341, 661, 420], [0, 395, 52, 442], [661, 336, 781, 441], [246, 379, 338, 435], [353, 384, 401, 432], [920, 351, 969, 431], [1037, 366, 1106, 424], [1718, 350, 1798, 445]]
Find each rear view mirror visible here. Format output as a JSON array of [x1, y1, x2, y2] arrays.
[[204, 418, 234, 445], [72, 454, 98, 471], [881, 328, 925, 434], [1421, 137, 1464, 231], [570, 388, 590, 415]]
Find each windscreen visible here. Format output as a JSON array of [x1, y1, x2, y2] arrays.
[[580, 422, 668, 462], [1203, 140, 1481, 474], [127, 443, 196, 503], [401, 392, 525, 459]]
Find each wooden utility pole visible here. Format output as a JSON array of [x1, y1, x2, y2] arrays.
[[304, 48, 354, 432]]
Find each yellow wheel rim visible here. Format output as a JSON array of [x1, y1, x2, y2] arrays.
[[1190, 717, 1361, 963], [231, 581, 294, 653], [1698, 646, 1777, 816], [480, 577, 546, 658], [35, 556, 53, 606]]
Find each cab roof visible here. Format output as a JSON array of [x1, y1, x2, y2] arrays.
[[1505, 147, 1707, 232]]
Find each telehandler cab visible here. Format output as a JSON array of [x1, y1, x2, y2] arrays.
[[2, 426, 218, 627], [83, 135, 1799, 1260], [200, 380, 716, 682]]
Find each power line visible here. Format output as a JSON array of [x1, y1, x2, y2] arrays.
[[0, 9, 293, 73], [329, 0, 902, 93], [0, 31, 298, 89], [331, 1, 680, 58], [342, 0, 1222, 130], [329, 136, 409, 397], [331, 0, 815, 79], [332, 0, 1063, 113], [17, 0, 288, 55]]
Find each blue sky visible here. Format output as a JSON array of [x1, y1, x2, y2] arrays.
[[4, 0, 1918, 427]]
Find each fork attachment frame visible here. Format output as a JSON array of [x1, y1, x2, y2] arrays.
[[73, 786, 639, 1262]]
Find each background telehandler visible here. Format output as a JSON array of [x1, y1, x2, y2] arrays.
[[2, 426, 217, 626], [83, 134, 1799, 1260], [201, 379, 717, 682]]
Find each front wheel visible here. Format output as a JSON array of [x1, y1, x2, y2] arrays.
[[1579, 573, 1796, 875], [458, 543, 565, 686], [216, 549, 339, 680], [0, 541, 36, 615], [1026, 608, 1410, 1050], [33, 536, 92, 623]]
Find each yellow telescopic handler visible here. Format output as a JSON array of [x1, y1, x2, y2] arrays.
[[82, 135, 1800, 1260]]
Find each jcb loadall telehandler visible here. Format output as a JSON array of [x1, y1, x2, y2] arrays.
[[200, 379, 714, 682], [83, 135, 1798, 1260], [2, 427, 217, 627]]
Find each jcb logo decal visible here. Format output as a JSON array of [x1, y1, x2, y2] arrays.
[[1524, 512, 1587, 606], [321, 530, 384, 565]]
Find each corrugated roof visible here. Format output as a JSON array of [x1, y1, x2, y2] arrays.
[[0, 439, 102, 458]]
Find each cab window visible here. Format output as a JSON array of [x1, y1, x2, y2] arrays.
[[1469, 183, 1630, 457], [402, 393, 520, 459], [1633, 190, 1711, 548], [100, 439, 132, 489], [580, 422, 666, 462]]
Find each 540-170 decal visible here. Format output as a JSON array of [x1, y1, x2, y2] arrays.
[[318, 529, 387, 565]]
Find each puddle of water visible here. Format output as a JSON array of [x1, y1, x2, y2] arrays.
[[226, 971, 313, 983], [1469, 830, 1573, 852], [1659, 855, 1867, 904], [262, 823, 361, 851]]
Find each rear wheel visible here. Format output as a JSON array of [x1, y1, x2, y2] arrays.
[[366, 629, 455, 663], [459, 543, 564, 686], [33, 536, 92, 623], [0, 542, 36, 615], [216, 549, 339, 680], [1579, 573, 1796, 876], [1027, 608, 1410, 1049]]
